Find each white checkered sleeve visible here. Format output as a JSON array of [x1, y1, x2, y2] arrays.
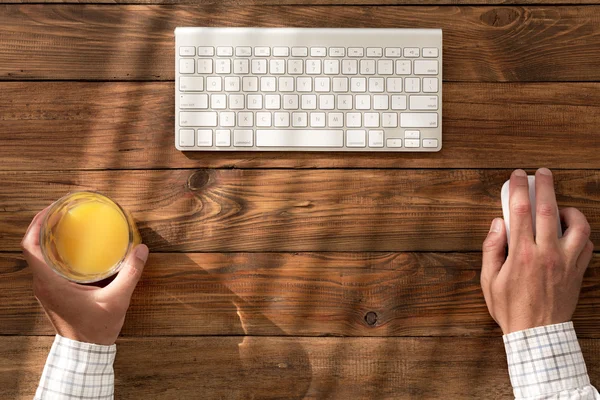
[[504, 322, 600, 399], [34, 334, 116, 400]]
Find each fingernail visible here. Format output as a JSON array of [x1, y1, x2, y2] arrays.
[[490, 218, 502, 233], [514, 169, 526, 177], [538, 167, 552, 176], [134, 244, 149, 263]]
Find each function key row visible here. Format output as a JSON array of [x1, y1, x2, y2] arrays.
[[179, 46, 439, 58]]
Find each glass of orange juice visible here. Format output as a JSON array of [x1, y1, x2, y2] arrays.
[[40, 191, 141, 283]]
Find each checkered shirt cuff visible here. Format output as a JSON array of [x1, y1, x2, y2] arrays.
[[34, 334, 116, 400], [504, 322, 595, 399]]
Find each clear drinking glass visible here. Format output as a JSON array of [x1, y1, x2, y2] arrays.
[[39, 191, 141, 283]]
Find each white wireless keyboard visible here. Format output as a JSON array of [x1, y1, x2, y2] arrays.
[[175, 27, 442, 152]]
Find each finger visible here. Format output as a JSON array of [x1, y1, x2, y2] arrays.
[[21, 204, 54, 252], [576, 240, 594, 272], [103, 244, 148, 300], [509, 169, 534, 248], [481, 218, 507, 288], [560, 207, 591, 257], [534, 168, 559, 245]]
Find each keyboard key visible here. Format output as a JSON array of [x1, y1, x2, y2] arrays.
[[234, 130, 253, 146], [197, 47, 215, 56], [386, 138, 402, 148], [179, 129, 195, 147], [423, 48, 439, 58], [211, 94, 227, 109], [179, 59, 194, 74], [319, 94, 335, 110], [368, 78, 384, 93], [283, 94, 299, 110], [274, 112, 290, 127], [332, 77, 348, 92], [292, 112, 308, 127], [265, 94, 281, 109], [273, 47, 289, 57], [373, 95, 389, 110], [242, 76, 258, 92], [310, 112, 326, 128], [256, 112, 272, 127], [387, 78, 403, 93], [348, 48, 364, 57], [234, 59, 249, 74], [270, 59, 285, 75], [288, 60, 304, 74], [216, 129, 231, 147], [403, 47, 419, 58], [220, 112, 235, 127], [423, 77, 439, 93], [364, 113, 379, 128], [224, 76, 240, 92], [405, 77, 420, 93], [229, 94, 245, 109], [409, 95, 438, 110], [197, 129, 213, 146], [260, 76, 276, 92], [217, 46, 233, 56], [328, 112, 344, 128], [382, 112, 398, 127], [346, 113, 361, 127], [306, 59, 321, 75], [279, 77, 295, 92], [360, 60, 376, 75], [238, 112, 253, 126], [291, 47, 308, 57], [356, 95, 370, 110], [423, 138, 439, 148], [400, 113, 438, 128], [180, 77, 204, 92], [368, 130, 384, 147], [342, 60, 358, 75], [350, 77, 366, 92], [405, 130, 420, 139], [396, 60, 411, 75], [310, 47, 327, 57], [197, 59, 213, 74], [255, 47, 271, 56], [414, 60, 439, 75], [347, 130, 366, 147], [391, 95, 407, 110], [179, 46, 195, 56], [252, 59, 267, 74], [180, 94, 208, 109], [385, 48, 402, 57], [405, 139, 420, 148], [378, 60, 393, 75], [329, 47, 345, 57], [206, 77, 222, 92], [215, 59, 231, 74], [297, 77, 312, 92], [337, 94, 352, 110], [301, 94, 317, 110], [324, 60, 340, 75], [247, 94, 263, 109], [256, 130, 343, 147], [366, 48, 383, 57], [235, 47, 252, 57], [315, 77, 330, 92], [180, 112, 218, 127]]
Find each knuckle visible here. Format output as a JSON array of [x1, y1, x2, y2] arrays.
[[515, 246, 533, 264], [537, 203, 556, 218], [511, 202, 531, 216], [482, 235, 498, 252], [541, 251, 562, 269]]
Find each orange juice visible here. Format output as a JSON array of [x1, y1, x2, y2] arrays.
[[40, 192, 141, 283]]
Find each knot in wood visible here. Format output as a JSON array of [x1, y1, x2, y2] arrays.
[[364, 311, 378, 327]]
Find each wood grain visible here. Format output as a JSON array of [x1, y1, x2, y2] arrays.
[[1, 82, 600, 170], [0, 335, 519, 399], [1, 5, 600, 81], [0, 169, 599, 253], [4, 0, 600, 4], [3, 252, 600, 338]]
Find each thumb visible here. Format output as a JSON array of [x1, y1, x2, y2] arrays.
[[104, 244, 148, 300], [481, 218, 507, 286]]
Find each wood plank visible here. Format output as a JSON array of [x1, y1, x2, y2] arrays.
[[4, 0, 600, 5], [1, 82, 600, 170], [2, 252, 600, 338], [1, 5, 600, 81], [5, 336, 600, 399], [0, 169, 598, 253]]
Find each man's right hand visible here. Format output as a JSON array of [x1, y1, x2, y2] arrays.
[[21, 206, 149, 345], [481, 168, 594, 334]]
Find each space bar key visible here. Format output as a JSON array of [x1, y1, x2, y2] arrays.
[[256, 130, 344, 147]]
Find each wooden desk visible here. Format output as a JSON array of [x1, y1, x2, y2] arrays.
[[1, 1, 599, 398]]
